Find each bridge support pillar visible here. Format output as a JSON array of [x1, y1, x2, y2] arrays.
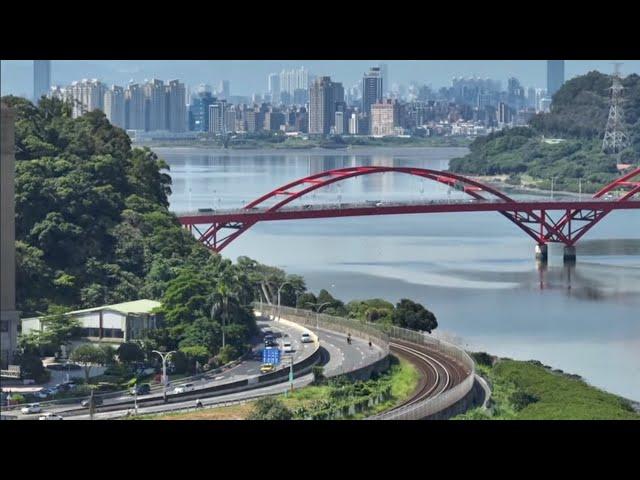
[[563, 246, 577, 264], [535, 244, 548, 262]]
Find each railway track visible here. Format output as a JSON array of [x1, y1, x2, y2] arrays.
[[375, 339, 470, 418]]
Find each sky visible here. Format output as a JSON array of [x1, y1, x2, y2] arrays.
[[2, 60, 640, 99]]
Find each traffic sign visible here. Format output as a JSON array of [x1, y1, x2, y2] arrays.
[[262, 347, 281, 365]]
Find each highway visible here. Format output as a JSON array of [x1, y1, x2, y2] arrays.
[[14, 314, 385, 420]]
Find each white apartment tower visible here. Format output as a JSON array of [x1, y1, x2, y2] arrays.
[[104, 85, 126, 129]]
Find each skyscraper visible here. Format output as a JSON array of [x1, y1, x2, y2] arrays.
[[309, 76, 336, 135], [362, 67, 383, 120], [547, 60, 565, 98], [268, 73, 280, 104], [379, 63, 389, 95], [144, 79, 166, 131], [166, 80, 186, 132], [104, 85, 126, 129], [67, 79, 107, 118], [125, 83, 146, 130], [33, 60, 51, 103], [218, 80, 230, 99], [189, 91, 215, 132]]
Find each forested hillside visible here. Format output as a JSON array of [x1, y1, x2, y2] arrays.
[[449, 71, 640, 192]]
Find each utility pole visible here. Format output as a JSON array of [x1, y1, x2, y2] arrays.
[[602, 63, 629, 155]]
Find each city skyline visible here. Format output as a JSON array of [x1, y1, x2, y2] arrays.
[[3, 60, 640, 100]]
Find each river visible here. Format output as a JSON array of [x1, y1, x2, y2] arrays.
[[158, 147, 640, 401]]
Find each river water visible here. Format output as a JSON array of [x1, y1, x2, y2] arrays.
[[158, 147, 640, 401]]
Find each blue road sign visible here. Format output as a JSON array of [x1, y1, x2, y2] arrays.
[[262, 347, 281, 365]]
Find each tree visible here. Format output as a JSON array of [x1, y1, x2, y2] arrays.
[[70, 344, 107, 383], [392, 299, 438, 333], [117, 342, 145, 365], [247, 397, 293, 420]]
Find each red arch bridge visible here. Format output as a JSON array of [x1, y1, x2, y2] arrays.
[[177, 166, 640, 262]]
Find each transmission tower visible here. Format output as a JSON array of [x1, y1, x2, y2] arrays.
[[602, 62, 629, 154]]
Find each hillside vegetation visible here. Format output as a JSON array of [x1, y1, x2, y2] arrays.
[[449, 71, 640, 192]]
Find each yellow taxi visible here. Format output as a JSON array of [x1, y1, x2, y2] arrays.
[[260, 363, 276, 374]]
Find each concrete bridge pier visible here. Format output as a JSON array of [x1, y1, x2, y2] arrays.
[[535, 244, 548, 262], [563, 246, 577, 264]]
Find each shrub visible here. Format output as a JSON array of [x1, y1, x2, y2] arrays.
[[247, 397, 293, 420], [312, 366, 325, 385], [472, 352, 495, 367], [510, 390, 539, 411]]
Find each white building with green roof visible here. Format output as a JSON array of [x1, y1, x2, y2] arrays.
[[22, 300, 163, 344]]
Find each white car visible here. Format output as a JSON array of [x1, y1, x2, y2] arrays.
[[283, 342, 294, 353], [39, 412, 63, 420], [173, 383, 195, 394], [21, 403, 42, 414], [301, 333, 313, 343]]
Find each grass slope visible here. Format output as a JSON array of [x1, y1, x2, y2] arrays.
[[456, 357, 639, 420]]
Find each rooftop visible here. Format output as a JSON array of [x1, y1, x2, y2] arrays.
[[68, 299, 162, 316]]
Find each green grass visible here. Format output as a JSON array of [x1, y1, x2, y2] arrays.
[[455, 358, 639, 420]]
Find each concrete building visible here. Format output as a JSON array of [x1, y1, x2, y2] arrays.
[[125, 83, 146, 131], [166, 80, 186, 133], [218, 80, 230, 100], [268, 73, 280, 105], [208, 101, 228, 134], [547, 60, 565, 98], [67, 79, 107, 118], [362, 67, 383, 119], [144, 79, 166, 132], [104, 85, 126, 129], [33, 60, 51, 103], [1, 103, 19, 368], [21, 300, 163, 345], [371, 100, 397, 136], [309, 76, 335, 135]]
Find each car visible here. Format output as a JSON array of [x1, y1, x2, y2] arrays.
[[173, 383, 195, 394], [81, 397, 104, 407], [198, 208, 214, 212], [260, 363, 275, 374], [283, 342, 294, 353], [376, 202, 384, 207], [35, 388, 54, 399], [39, 412, 64, 420], [21, 403, 42, 414], [265, 339, 278, 348], [264, 334, 274, 342], [263, 329, 273, 336], [303, 204, 312, 209], [301, 333, 313, 343], [130, 384, 151, 396]]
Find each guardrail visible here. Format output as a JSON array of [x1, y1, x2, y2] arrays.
[[254, 302, 390, 355]]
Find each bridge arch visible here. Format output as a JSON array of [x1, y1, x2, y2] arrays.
[[192, 166, 567, 252]]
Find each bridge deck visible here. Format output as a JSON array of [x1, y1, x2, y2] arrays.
[[177, 199, 640, 224]]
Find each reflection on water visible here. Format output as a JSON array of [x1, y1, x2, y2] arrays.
[[159, 147, 640, 401]]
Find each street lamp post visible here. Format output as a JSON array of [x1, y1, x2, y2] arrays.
[[277, 281, 293, 323], [551, 177, 555, 200], [152, 350, 176, 402], [306, 302, 331, 330]]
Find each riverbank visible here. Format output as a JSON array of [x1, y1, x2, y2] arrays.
[[471, 174, 582, 198], [455, 353, 640, 420], [135, 136, 472, 150]]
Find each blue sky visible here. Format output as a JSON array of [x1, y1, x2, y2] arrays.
[[2, 60, 639, 98]]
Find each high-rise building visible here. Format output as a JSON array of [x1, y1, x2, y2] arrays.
[[125, 83, 146, 130], [189, 91, 215, 132], [104, 85, 126, 129], [208, 101, 227, 134], [280, 67, 309, 98], [362, 67, 383, 121], [379, 63, 389, 95], [33, 60, 51, 103], [1, 103, 19, 368], [166, 80, 186, 132], [268, 73, 280, 104], [371, 99, 397, 136], [309, 76, 340, 135], [144, 79, 166, 131], [67, 79, 107, 118], [547, 60, 565, 98], [218, 80, 230, 99], [497, 102, 512, 125]]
